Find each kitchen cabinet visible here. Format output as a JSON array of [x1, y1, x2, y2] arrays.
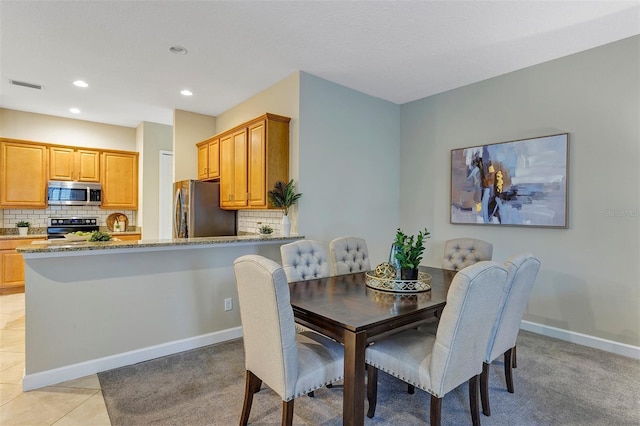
[[218, 113, 290, 210], [0, 139, 48, 208], [0, 238, 45, 294], [49, 146, 100, 182], [100, 151, 139, 209], [196, 137, 220, 181], [220, 129, 248, 208], [114, 233, 141, 241]]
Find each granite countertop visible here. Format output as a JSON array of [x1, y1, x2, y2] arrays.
[[16, 234, 304, 254]]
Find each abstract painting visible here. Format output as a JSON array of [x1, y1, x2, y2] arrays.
[[450, 133, 569, 228]]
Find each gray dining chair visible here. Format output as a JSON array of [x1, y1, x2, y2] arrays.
[[280, 240, 330, 282], [480, 253, 541, 416], [443, 238, 493, 271], [365, 261, 509, 426], [233, 255, 344, 426], [329, 236, 371, 275]]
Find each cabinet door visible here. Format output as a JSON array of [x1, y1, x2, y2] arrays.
[[101, 151, 139, 209], [0, 141, 47, 208], [231, 129, 248, 207], [197, 143, 209, 180], [76, 150, 100, 182], [248, 120, 267, 207], [207, 139, 220, 179], [0, 238, 45, 293], [219, 134, 234, 207], [49, 146, 75, 180]]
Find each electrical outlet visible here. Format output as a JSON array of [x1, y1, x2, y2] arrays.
[[224, 298, 233, 311]]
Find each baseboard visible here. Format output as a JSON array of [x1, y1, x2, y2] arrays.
[[520, 320, 640, 360], [23, 326, 243, 391]]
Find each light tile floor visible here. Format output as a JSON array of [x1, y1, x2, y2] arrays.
[[0, 292, 111, 425]]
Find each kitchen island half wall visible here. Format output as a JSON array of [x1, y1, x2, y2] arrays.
[[18, 235, 303, 390]]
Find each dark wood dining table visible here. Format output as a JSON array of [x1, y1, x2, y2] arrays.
[[288, 265, 455, 426]]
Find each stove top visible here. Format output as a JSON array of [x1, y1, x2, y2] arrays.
[[48, 217, 98, 226], [47, 217, 99, 238]]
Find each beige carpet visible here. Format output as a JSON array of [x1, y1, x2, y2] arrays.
[[98, 330, 640, 425]]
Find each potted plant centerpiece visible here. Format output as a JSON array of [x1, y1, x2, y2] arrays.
[[268, 179, 302, 237], [16, 220, 30, 236], [393, 227, 431, 280]]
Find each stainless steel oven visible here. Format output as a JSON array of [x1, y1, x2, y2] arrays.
[[47, 217, 99, 239], [47, 181, 102, 206]]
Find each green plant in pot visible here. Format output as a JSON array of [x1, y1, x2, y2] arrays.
[[267, 179, 302, 236], [16, 220, 30, 235], [393, 227, 431, 280]]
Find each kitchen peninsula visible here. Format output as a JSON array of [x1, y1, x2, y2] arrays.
[[17, 234, 303, 391]]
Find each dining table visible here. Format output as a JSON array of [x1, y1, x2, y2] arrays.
[[288, 265, 456, 426]]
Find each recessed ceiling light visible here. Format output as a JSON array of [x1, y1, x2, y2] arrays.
[[170, 46, 188, 55], [73, 80, 88, 88], [180, 89, 193, 96], [70, 108, 81, 114]]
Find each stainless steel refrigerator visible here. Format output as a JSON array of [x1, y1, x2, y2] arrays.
[[173, 180, 236, 238]]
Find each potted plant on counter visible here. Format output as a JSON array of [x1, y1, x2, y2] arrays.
[[268, 179, 302, 237], [393, 227, 431, 280], [16, 220, 30, 236]]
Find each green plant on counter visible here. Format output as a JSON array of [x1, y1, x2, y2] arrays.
[[16, 221, 30, 228], [393, 227, 431, 270], [267, 179, 302, 216], [89, 231, 113, 242], [258, 225, 273, 235]]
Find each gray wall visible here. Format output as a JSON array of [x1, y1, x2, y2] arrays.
[[399, 36, 640, 346], [298, 72, 401, 263]]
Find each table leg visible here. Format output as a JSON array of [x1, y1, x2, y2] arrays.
[[343, 330, 367, 426]]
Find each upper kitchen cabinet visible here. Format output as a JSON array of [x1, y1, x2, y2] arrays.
[[49, 146, 100, 182], [196, 136, 220, 181], [0, 139, 48, 208], [218, 113, 290, 210], [100, 150, 139, 209], [219, 129, 248, 208]]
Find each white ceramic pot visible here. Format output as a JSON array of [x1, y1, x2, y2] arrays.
[[18, 227, 28, 236], [281, 214, 291, 237]]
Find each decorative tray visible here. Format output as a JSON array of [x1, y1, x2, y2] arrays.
[[107, 213, 128, 232], [365, 271, 432, 293]]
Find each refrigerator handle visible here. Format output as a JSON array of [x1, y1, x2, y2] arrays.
[[174, 188, 183, 238]]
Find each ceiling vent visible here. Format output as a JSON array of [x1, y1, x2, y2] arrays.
[[9, 79, 43, 90]]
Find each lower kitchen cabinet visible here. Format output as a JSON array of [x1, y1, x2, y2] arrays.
[[115, 233, 141, 241], [0, 238, 45, 294]]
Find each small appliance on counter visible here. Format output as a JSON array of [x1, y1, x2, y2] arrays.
[[173, 180, 236, 238], [47, 217, 99, 239]]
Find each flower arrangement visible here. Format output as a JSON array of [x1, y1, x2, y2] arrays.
[[16, 221, 30, 228], [393, 227, 431, 279], [267, 179, 302, 216]]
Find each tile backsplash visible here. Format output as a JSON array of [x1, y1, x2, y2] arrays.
[[1, 206, 137, 230], [237, 210, 286, 234]]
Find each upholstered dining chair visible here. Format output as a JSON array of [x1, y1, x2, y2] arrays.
[[443, 238, 493, 271], [480, 253, 541, 416], [280, 240, 330, 282], [365, 261, 509, 426], [329, 236, 371, 275], [233, 255, 344, 426]]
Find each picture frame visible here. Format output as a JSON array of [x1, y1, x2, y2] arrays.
[[450, 133, 569, 228]]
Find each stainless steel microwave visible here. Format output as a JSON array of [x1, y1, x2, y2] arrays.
[[47, 181, 102, 206]]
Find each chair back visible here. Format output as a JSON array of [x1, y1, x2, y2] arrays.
[[329, 236, 371, 275], [486, 253, 541, 362], [233, 255, 299, 400], [430, 261, 509, 397], [280, 240, 330, 281], [443, 238, 493, 271]]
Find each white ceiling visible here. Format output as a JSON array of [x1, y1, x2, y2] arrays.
[[1, 0, 638, 128]]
